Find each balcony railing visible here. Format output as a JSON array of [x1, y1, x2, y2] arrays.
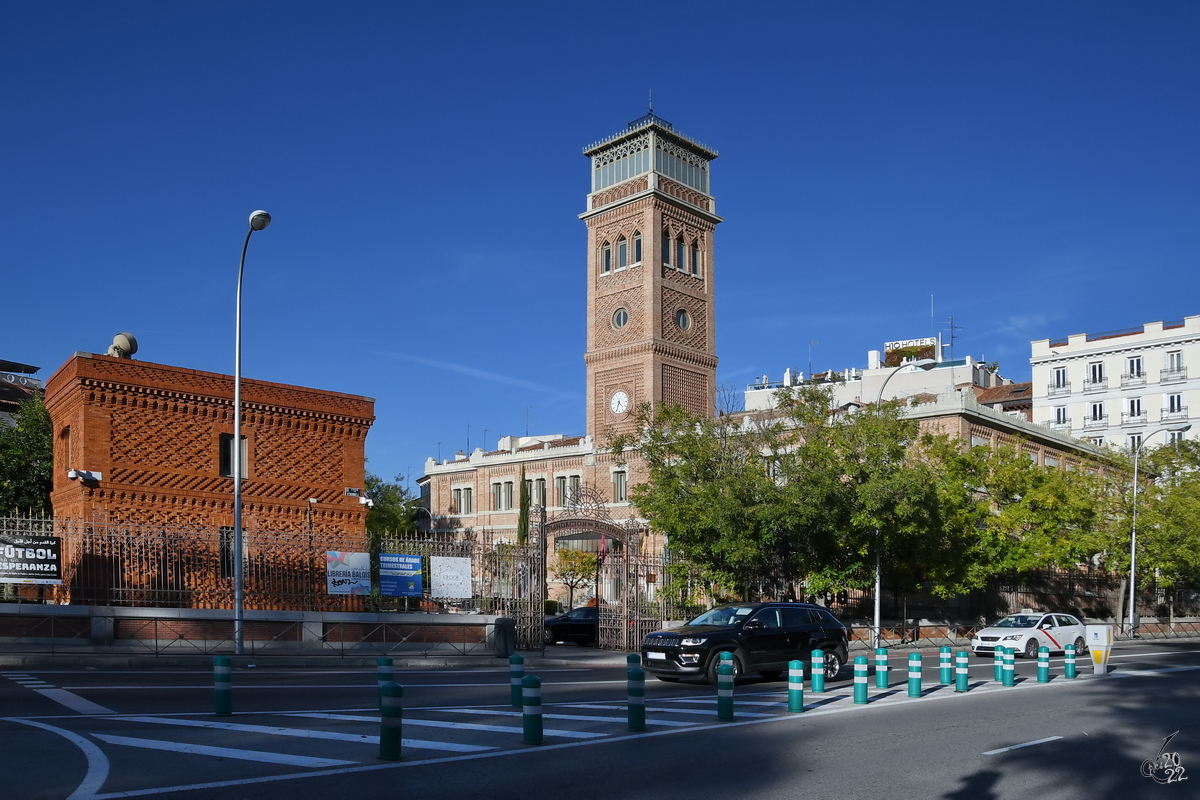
[[1048, 419, 1071, 432], [1120, 372, 1146, 388], [1083, 378, 1108, 393], [1047, 382, 1072, 397], [1161, 367, 1188, 384], [1082, 415, 1108, 430], [1121, 411, 1147, 427], [1162, 406, 1188, 422]]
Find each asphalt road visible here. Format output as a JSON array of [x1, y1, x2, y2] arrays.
[[3, 641, 1198, 799]]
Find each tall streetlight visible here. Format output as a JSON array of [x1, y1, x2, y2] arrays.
[[871, 358, 937, 649], [233, 210, 271, 654], [1128, 422, 1191, 638]]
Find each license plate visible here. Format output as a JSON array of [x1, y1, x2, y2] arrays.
[[646, 651, 667, 660]]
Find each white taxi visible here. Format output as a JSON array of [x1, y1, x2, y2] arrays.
[[971, 611, 1087, 659]]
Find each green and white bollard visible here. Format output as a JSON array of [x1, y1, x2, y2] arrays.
[[955, 651, 969, 693], [939, 646, 952, 685], [810, 649, 825, 694], [993, 647, 1004, 682], [213, 656, 232, 716], [509, 654, 525, 708], [788, 659, 805, 713], [376, 656, 394, 711], [522, 675, 542, 744], [853, 656, 868, 704], [719, 650, 734, 673], [875, 647, 889, 689], [627, 667, 645, 731], [907, 652, 922, 698], [1064, 644, 1077, 679], [1037, 646, 1050, 683], [717, 663, 735, 721], [627, 653, 641, 668], [1002, 647, 1015, 687], [378, 681, 403, 760]]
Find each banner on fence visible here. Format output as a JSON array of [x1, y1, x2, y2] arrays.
[[326, 551, 371, 595], [380, 553, 422, 597], [430, 556, 472, 598], [0, 535, 62, 585]]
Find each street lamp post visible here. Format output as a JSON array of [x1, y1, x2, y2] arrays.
[[233, 210, 271, 655], [871, 358, 936, 650], [1128, 423, 1191, 638]]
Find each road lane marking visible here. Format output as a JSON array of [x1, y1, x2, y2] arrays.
[[110, 715, 490, 752], [558, 703, 774, 717], [10, 718, 111, 800], [93, 734, 357, 767], [661, 698, 786, 707], [284, 712, 606, 739], [35, 689, 115, 714], [983, 736, 1063, 755], [63, 680, 628, 690], [438, 708, 698, 727]]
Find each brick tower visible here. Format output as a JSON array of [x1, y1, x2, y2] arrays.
[[581, 112, 721, 438]]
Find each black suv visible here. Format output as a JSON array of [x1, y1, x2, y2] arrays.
[[640, 602, 849, 683], [543, 606, 598, 645]]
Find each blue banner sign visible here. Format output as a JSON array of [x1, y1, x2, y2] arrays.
[[380, 553, 423, 597]]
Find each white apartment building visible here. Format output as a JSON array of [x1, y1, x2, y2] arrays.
[[1030, 315, 1199, 449]]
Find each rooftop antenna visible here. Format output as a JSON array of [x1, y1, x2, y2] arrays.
[[648, 89, 653, 114], [931, 294, 935, 338], [808, 341, 818, 380], [483, 429, 489, 450], [945, 316, 961, 361], [525, 406, 531, 437], [466, 423, 470, 452]]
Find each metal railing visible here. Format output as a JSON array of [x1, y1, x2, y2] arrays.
[[1121, 411, 1147, 427], [1161, 367, 1188, 384], [1162, 406, 1188, 422], [1083, 378, 1108, 393], [1120, 372, 1146, 388], [1082, 415, 1108, 430]]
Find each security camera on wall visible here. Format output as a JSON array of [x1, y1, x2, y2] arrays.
[[107, 332, 138, 359]]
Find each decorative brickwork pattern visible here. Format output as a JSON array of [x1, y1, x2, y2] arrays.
[[110, 407, 214, 471], [661, 287, 707, 346], [595, 287, 646, 348], [591, 176, 648, 209], [658, 176, 710, 211], [662, 364, 709, 417]]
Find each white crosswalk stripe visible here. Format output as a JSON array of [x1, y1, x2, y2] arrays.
[[93, 734, 357, 768], [440, 707, 698, 727]]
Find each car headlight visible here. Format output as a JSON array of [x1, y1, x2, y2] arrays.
[[680, 637, 706, 647], [1002, 634, 1024, 641]]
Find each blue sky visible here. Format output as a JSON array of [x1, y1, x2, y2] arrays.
[[4, 2, 1199, 488]]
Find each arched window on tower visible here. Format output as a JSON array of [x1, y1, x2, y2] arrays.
[[661, 230, 671, 265], [691, 240, 700, 275], [676, 235, 686, 272], [601, 241, 611, 273], [632, 231, 642, 264], [617, 236, 627, 269]]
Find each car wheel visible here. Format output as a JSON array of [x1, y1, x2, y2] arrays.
[[655, 675, 681, 683], [543, 630, 556, 645], [1073, 636, 1087, 655], [706, 651, 743, 685], [823, 650, 843, 681], [757, 670, 782, 681], [1024, 638, 1039, 659]]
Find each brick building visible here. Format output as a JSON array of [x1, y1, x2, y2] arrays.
[[45, 352, 374, 534], [419, 112, 721, 563]]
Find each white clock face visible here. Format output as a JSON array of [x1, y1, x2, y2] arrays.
[[610, 391, 629, 415]]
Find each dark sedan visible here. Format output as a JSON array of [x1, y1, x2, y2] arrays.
[[543, 606, 598, 645], [640, 602, 849, 683]]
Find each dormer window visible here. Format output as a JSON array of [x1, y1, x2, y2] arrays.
[[601, 242, 611, 274]]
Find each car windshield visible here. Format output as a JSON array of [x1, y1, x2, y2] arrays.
[[992, 615, 1040, 628], [687, 606, 757, 627]]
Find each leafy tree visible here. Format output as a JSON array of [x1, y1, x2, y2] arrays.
[[1126, 440, 1200, 612], [365, 471, 420, 535], [551, 548, 598, 609], [0, 395, 53, 516]]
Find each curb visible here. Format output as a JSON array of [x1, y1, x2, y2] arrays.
[[0, 652, 632, 670]]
